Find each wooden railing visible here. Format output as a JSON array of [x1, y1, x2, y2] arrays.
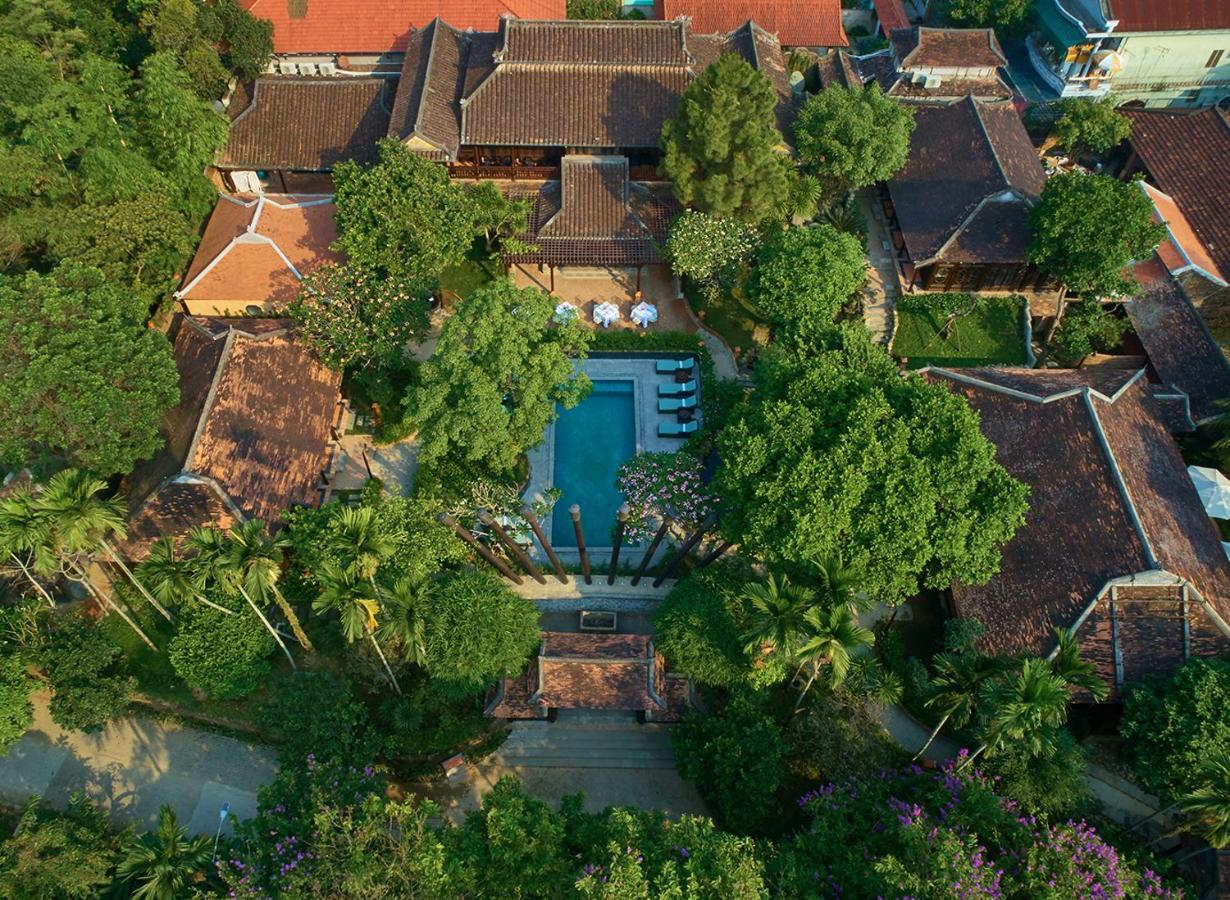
[[447, 165, 559, 180]]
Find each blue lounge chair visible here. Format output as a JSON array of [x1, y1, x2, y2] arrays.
[[659, 395, 698, 413], [659, 379, 696, 397], [659, 419, 699, 437], [655, 357, 695, 374]]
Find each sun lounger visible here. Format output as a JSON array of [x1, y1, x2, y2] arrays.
[[658, 419, 699, 437], [655, 358, 695, 374], [659, 379, 696, 397], [658, 395, 698, 413]]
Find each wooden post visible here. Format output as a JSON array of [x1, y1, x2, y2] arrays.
[[608, 503, 630, 586], [570, 504, 591, 585], [478, 509, 546, 585], [631, 516, 672, 586], [522, 504, 567, 584], [438, 514, 523, 585], [695, 540, 733, 570], [652, 513, 717, 588], [549, 264, 555, 294], [636, 265, 642, 295]]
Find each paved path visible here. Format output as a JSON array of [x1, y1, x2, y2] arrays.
[[0, 693, 277, 835], [857, 190, 900, 347]]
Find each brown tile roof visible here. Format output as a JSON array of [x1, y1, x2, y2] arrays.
[[1127, 261, 1230, 424], [873, 0, 910, 34], [1109, 0, 1230, 32], [929, 367, 1230, 686], [890, 26, 1005, 70], [815, 48, 862, 90], [119, 480, 240, 562], [218, 77, 394, 171], [655, 0, 848, 48], [178, 195, 340, 306], [886, 74, 1011, 101], [887, 97, 1044, 266], [241, 0, 566, 55], [1124, 107, 1230, 281], [1142, 182, 1227, 286]]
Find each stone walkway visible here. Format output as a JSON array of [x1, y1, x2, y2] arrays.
[[857, 189, 901, 348]]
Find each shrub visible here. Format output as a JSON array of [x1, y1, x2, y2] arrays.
[[378, 682, 490, 759], [616, 450, 716, 541], [167, 600, 273, 699], [0, 795, 120, 900], [259, 671, 376, 770], [0, 654, 34, 755], [784, 688, 903, 783], [38, 614, 133, 733]]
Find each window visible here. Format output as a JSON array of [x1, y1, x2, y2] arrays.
[[1207, 49, 1224, 68]]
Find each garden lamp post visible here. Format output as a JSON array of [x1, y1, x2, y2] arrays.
[[212, 802, 230, 863]]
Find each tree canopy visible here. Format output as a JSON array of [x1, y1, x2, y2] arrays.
[[792, 84, 915, 194], [714, 327, 1029, 605], [944, 0, 1032, 31], [660, 53, 791, 224], [1028, 173, 1164, 298], [746, 224, 866, 333], [663, 211, 758, 297], [1051, 298, 1129, 364], [1052, 97, 1133, 155], [408, 280, 592, 474]]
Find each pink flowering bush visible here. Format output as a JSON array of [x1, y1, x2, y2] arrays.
[[616, 451, 716, 541]]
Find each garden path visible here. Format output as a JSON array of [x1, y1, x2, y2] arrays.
[[857, 189, 900, 347]]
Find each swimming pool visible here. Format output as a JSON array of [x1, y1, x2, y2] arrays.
[[550, 380, 636, 548]]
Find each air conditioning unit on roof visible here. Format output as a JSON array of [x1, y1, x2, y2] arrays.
[[297, 62, 319, 76], [277, 60, 297, 75], [317, 61, 337, 76], [925, 75, 942, 89]]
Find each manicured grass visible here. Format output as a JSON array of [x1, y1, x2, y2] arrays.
[[438, 244, 502, 299], [683, 278, 768, 354], [892, 295, 1029, 368]]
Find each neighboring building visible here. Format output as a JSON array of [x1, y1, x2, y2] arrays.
[[217, 77, 394, 193], [175, 194, 339, 316], [486, 632, 693, 720], [1028, 0, 1230, 106], [855, 27, 1013, 102], [120, 317, 346, 560], [652, 0, 847, 49], [928, 366, 1230, 700], [881, 96, 1057, 296], [871, 0, 910, 37]]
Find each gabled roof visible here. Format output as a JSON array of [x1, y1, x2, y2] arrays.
[[929, 367, 1230, 680], [218, 77, 394, 171], [1125, 107, 1230, 282], [177, 194, 340, 305], [1108, 0, 1230, 33], [890, 26, 1005, 70], [872, 0, 910, 34], [241, 0, 566, 55], [1140, 182, 1226, 287], [887, 97, 1045, 266], [654, 0, 847, 48]]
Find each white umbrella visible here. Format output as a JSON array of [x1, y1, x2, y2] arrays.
[[1188, 465, 1230, 519], [630, 301, 658, 328], [593, 301, 620, 328], [553, 301, 578, 323]]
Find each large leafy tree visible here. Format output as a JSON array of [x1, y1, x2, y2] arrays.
[[660, 53, 791, 224], [408, 280, 592, 474], [167, 597, 274, 700], [1052, 96, 1132, 155], [0, 267, 180, 475], [1050, 298, 1129, 365], [792, 84, 915, 194], [945, 0, 1032, 31], [663, 210, 758, 299], [37, 612, 135, 733], [746, 224, 866, 333], [0, 795, 121, 899], [714, 326, 1029, 605], [1028, 173, 1164, 298]]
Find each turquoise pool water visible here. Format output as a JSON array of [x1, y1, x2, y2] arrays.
[[550, 380, 636, 548]]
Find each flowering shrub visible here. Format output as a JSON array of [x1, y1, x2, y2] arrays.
[[776, 754, 1184, 899], [664, 211, 758, 298], [616, 451, 716, 541]]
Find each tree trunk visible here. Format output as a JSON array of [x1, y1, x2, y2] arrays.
[[912, 713, 951, 762], [193, 593, 236, 616], [794, 663, 821, 711], [8, 552, 55, 608], [100, 540, 172, 622], [271, 586, 314, 652], [958, 743, 988, 771], [239, 585, 297, 671], [1036, 289, 1068, 368], [64, 561, 158, 652], [368, 632, 402, 696]]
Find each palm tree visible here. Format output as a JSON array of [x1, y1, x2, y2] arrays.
[[1177, 753, 1230, 850], [330, 506, 396, 580], [811, 552, 862, 611], [0, 487, 56, 607], [965, 657, 1068, 768], [913, 652, 1005, 761], [115, 804, 211, 900], [138, 538, 235, 616], [1048, 628, 1109, 702], [185, 526, 297, 670], [377, 576, 430, 668], [313, 563, 402, 694], [226, 520, 313, 653], [740, 574, 815, 660], [794, 603, 873, 709], [34, 469, 172, 622]]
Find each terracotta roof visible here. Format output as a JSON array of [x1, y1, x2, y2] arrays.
[[1124, 107, 1230, 281], [218, 77, 394, 171], [241, 0, 566, 55], [654, 0, 847, 47], [1127, 261, 1230, 425], [178, 195, 340, 306], [391, 18, 793, 158], [1142, 182, 1226, 286], [119, 479, 240, 562], [887, 97, 1044, 266], [815, 48, 862, 89], [929, 367, 1230, 685], [890, 26, 1005, 70], [873, 0, 910, 33], [1108, 0, 1230, 33]]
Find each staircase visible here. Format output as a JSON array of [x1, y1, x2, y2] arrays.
[[485, 711, 678, 770]]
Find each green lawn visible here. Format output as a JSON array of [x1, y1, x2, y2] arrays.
[[683, 279, 768, 354], [438, 243, 502, 300], [892, 295, 1029, 368]]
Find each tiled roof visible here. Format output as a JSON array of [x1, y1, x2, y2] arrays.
[[1125, 107, 1230, 282], [930, 367, 1230, 684], [890, 26, 1005, 70], [1108, 0, 1230, 33], [218, 77, 394, 171], [654, 0, 847, 47], [872, 0, 910, 34], [887, 97, 1044, 266], [119, 479, 240, 562], [1126, 260, 1230, 425], [241, 0, 565, 55], [178, 195, 340, 306], [1142, 182, 1226, 286]]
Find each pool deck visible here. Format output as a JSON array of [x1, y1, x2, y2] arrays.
[[525, 357, 700, 557]]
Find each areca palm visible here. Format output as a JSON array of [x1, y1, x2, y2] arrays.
[[1177, 753, 1230, 850], [330, 506, 396, 580], [185, 526, 297, 670], [794, 603, 874, 709], [811, 552, 862, 611], [966, 657, 1068, 767], [314, 563, 402, 694], [913, 652, 1006, 761], [115, 804, 211, 900], [1049, 628, 1109, 701], [0, 487, 56, 606], [740, 574, 815, 659], [34, 469, 172, 622], [378, 576, 430, 668], [226, 520, 313, 652], [138, 538, 235, 617]]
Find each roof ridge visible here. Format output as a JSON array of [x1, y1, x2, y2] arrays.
[[183, 329, 239, 475], [966, 96, 1011, 191]]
